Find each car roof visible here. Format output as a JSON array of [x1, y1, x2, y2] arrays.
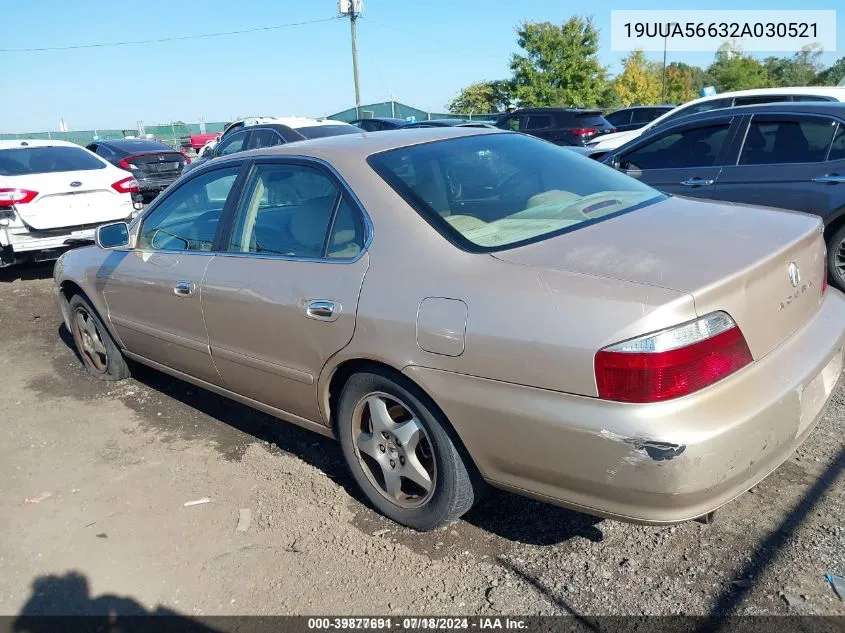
[[666, 100, 845, 125], [696, 85, 845, 101], [509, 107, 604, 114], [354, 117, 407, 124], [214, 126, 503, 164], [0, 139, 80, 150]]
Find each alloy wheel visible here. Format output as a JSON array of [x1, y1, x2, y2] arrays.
[[351, 391, 436, 508], [835, 236, 845, 287], [72, 307, 108, 374]]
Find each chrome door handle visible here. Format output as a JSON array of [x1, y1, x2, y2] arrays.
[[306, 299, 341, 322], [173, 281, 195, 297], [680, 177, 715, 186], [812, 174, 845, 184]]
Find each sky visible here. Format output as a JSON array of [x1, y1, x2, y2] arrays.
[[1, 0, 842, 133]]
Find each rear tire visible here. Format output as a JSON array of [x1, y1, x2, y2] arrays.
[[337, 368, 477, 531], [68, 294, 130, 381], [828, 224, 845, 292]]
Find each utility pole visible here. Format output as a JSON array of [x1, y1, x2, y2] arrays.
[[339, 1, 363, 118]]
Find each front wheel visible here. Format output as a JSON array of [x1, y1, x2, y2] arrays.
[[828, 224, 845, 292], [337, 369, 478, 531], [68, 294, 130, 381]]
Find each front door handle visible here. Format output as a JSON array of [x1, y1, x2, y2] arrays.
[[812, 174, 845, 184], [306, 299, 341, 322], [680, 177, 715, 187], [173, 280, 195, 297]]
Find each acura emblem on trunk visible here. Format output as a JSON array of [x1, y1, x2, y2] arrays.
[[788, 262, 801, 288], [70, 181, 81, 187]]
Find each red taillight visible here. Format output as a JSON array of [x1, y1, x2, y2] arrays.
[[180, 152, 191, 165], [0, 188, 38, 206], [568, 127, 598, 138], [111, 177, 140, 194], [595, 312, 753, 403]]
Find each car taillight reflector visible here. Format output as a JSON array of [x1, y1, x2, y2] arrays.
[[0, 188, 38, 206], [111, 177, 140, 194], [595, 312, 753, 403], [568, 127, 597, 137]]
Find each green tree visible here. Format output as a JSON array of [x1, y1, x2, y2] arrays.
[[447, 80, 513, 114], [764, 46, 824, 87], [814, 56, 845, 86], [612, 50, 661, 106], [509, 17, 609, 108], [707, 44, 769, 92]]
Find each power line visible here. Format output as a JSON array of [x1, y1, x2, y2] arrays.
[[0, 17, 341, 53]]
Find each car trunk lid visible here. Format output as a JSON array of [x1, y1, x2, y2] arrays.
[[493, 196, 826, 359], [4, 171, 129, 230], [122, 152, 185, 177]]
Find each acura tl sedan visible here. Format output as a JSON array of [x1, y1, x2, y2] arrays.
[[53, 128, 845, 531]]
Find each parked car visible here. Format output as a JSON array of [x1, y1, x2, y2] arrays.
[[600, 101, 845, 290], [183, 119, 361, 175], [588, 86, 845, 151], [0, 140, 138, 268], [350, 117, 408, 132], [54, 127, 844, 531], [86, 139, 189, 201], [494, 108, 616, 146], [604, 105, 675, 132], [180, 132, 221, 155], [401, 119, 494, 129]]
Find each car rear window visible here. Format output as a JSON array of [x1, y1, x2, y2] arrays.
[[368, 133, 664, 253], [574, 112, 612, 127], [108, 140, 175, 153], [296, 125, 361, 139], [0, 146, 106, 176]]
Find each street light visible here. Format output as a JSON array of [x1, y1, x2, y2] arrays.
[[339, 0, 364, 118]]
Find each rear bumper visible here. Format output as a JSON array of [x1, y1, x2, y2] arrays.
[[135, 174, 180, 193], [404, 290, 845, 523]]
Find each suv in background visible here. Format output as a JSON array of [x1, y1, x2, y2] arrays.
[[604, 105, 675, 133], [588, 86, 845, 150], [495, 108, 616, 146]]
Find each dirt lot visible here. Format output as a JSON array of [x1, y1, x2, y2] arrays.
[[0, 263, 843, 618]]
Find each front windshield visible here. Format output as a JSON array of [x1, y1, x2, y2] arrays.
[[368, 133, 664, 252]]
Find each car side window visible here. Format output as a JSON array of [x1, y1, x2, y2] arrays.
[[828, 125, 845, 161], [498, 117, 520, 131], [89, 144, 115, 159], [733, 95, 791, 107], [524, 115, 553, 130], [620, 124, 731, 170], [631, 109, 662, 124], [228, 163, 364, 259], [138, 167, 239, 252], [738, 117, 838, 165], [248, 129, 283, 150], [606, 110, 632, 127], [216, 132, 249, 157]]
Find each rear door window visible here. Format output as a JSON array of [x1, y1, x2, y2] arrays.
[[605, 110, 633, 127], [524, 115, 553, 130], [828, 125, 845, 161], [620, 124, 732, 170], [738, 117, 838, 165], [248, 129, 283, 150], [631, 108, 665, 124], [0, 146, 106, 176]]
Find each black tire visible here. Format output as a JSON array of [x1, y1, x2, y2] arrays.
[[337, 368, 478, 531], [68, 294, 130, 381], [827, 224, 845, 292]]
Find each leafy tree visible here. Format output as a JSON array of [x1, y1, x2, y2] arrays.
[[447, 80, 513, 114], [764, 45, 823, 87], [612, 50, 661, 106], [707, 44, 768, 92], [509, 17, 609, 108], [814, 56, 845, 86]]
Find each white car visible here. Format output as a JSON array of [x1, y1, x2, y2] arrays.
[[0, 140, 139, 268], [588, 86, 845, 151]]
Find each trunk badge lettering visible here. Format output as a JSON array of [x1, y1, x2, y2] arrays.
[[70, 181, 81, 187], [788, 262, 801, 288]]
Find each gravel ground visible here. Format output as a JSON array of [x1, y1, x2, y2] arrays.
[[0, 263, 843, 618]]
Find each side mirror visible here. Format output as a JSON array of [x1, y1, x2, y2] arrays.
[[95, 222, 130, 249]]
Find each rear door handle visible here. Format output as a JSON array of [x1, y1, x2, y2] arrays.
[[173, 281, 195, 297], [306, 300, 341, 322], [680, 177, 715, 187], [812, 174, 845, 184]]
